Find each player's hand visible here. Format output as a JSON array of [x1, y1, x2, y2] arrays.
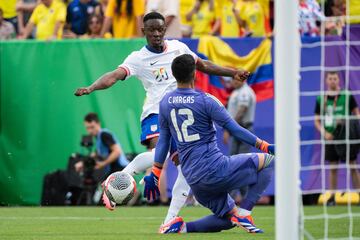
[[233, 70, 250, 82], [268, 144, 275, 155], [143, 165, 162, 201], [258, 140, 275, 155], [74, 87, 91, 96]]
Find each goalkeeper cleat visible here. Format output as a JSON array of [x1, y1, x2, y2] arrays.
[[230, 214, 264, 233], [158, 217, 185, 234], [101, 181, 116, 211]]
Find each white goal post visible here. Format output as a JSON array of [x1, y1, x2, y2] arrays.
[[275, 0, 301, 240]]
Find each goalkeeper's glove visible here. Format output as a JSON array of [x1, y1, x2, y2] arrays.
[[143, 165, 162, 201], [258, 140, 275, 155]]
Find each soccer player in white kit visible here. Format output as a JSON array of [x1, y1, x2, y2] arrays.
[[74, 12, 250, 227]]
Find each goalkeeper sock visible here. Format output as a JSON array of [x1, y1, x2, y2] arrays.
[[164, 165, 190, 223], [185, 215, 234, 233], [237, 208, 252, 217], [240, 161, 274, 211], [122, 150, 155, 176]]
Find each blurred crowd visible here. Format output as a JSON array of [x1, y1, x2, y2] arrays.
[[0, 0, 358, 40]]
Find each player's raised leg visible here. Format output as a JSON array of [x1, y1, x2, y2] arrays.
[[122, 150, 155, 176]]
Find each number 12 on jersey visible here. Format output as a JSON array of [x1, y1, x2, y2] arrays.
[[170, 108, 200, 142]]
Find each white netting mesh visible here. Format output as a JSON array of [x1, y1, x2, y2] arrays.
[[299, 1, 360, 239]]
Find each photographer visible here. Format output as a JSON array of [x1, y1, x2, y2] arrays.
[[314, 71, 360, 206], [75, 112, 129, 175]]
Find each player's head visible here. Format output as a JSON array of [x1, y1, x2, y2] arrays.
[[171, 54, 196, 86], [142, 12, 166, 50], [325, 71, 340, 90], [84, 112, 101, 136]]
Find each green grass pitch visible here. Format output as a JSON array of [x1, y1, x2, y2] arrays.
[[0, 206, 359, 239]]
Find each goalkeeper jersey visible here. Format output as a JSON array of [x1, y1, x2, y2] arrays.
[[156, 88, 257, 185]]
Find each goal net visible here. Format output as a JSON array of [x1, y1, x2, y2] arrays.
[[297, 0, 360, 239]]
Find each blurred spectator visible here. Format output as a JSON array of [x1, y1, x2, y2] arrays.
[[80, 14, 111, 38], [212, 0, 240, 37], [146, 0, 182, 38], [179, 0, 195, 37], [186, 0, 216, 38], [66, 0, 99, 36], [349, 0, 360, 25], [223, 78, 256, 155], [314, 71, 360, 206], [324, 0, 345, 36], [16, 0, 38, 36], [325, 0, 345, 17], [101, 0, 144, 38], [102, 0, 143, 38], [0, 8, 16, 39], [19, 0, 66, 40], [224, 77, 256, 204], [0, 0, 18, 33], [298, 0, 325, 37], [233, 0, 267, 37]]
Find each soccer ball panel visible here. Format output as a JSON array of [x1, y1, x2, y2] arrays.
[[104, 172, 136, 205]]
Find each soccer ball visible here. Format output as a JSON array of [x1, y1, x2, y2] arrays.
[[103, 172, 136, 205]]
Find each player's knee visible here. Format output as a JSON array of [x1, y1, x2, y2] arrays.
[[263, 153, 275, 169]]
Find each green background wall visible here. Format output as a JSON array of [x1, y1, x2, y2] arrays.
[[0, 39, 148, 205]]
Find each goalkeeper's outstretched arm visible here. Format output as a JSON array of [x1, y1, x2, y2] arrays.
[[205, 94, 275, 154], [74, 67, 127, 96]]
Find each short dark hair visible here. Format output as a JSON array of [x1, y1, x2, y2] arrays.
[[171, 54, 196, 84], [84, 112, 99, 123], [325, 71, 339, 78], [143, 12, 165, 24]]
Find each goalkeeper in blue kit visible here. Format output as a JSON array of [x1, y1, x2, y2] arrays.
[[144, 54, 275, 234]]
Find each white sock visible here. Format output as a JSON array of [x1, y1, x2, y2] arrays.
[[180, 223, 187, 233], [164, 166, 191, 224], [122, 150, 155, 176], [238, 207, 251, 217]]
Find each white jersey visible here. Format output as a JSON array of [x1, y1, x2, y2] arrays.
[[119, 40, 198, 121]]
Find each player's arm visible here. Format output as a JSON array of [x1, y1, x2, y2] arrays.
[[224, 118, 274, 154], [206, 94, 274, 154], [195, 58, 250, 82], [74, 68, 126, 96]]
